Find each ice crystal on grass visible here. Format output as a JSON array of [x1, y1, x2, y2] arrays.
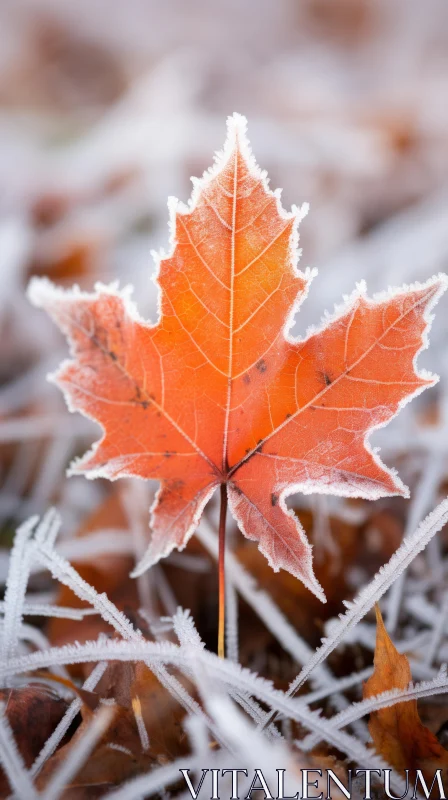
[[0, 492, 447, 797]]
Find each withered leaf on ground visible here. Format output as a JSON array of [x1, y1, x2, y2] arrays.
[[363, 605, 448, 780], [0, 686, 68, 796]]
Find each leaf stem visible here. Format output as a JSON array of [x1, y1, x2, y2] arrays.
[[218, 483, 227, 658]]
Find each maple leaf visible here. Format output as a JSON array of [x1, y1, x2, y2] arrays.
[[364, 605, 448, 779], [28, 114, 446, 603]]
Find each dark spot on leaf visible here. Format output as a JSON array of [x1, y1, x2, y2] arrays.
[[243, 374, 251, 385], [256, 359, 267, 373], [232, 485, 243, 496], [109, 351, 118, 361], [285, 412, 292, 419], [271, 493, 279, 506]]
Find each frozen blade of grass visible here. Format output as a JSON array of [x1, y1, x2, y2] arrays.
[[301, 653, 433, 712], [34, 508, 62, 549], [0, 637, 402, 781], [311, 495, 339, 561], [42, 704, 116, 800], [0, 602, 98, 620], [231, 690, 276, 730], [278, 496, 448, 706], [0, 702, 38, 800], [206, 693, 300, 783], [199, 657, 384, 773], [198, 520, 367, 739], [403, 594, 438, 626], [193, 646, 280, 738], [31, 660, 108, 777], [0, 415, 87, 442], [0, 357, 61, 416], [301, 669, 448, 751], [184, 714, 210, 761], [149, 609, 234, 750], [102, 756, 203, 800], [32, 534, 230, 757], [225, 577, 239, 662], [13, 622, 70, 680], [122, 482, 156, 613], [198, 520, 324, 672], [0, 515, 39, 671], [387, 454, 443, 634], [150, 662, 232, 751], [2, 440, 40, 502], [131, 695, 150, 752], [172, 613, 280, 737], [426, 533, 444, 592], [30, 438, 73, 509], [30, 534, 232, 755], [57, 530, 132, 562], [1, 616, 73, 679], [200, 659, 406, 797], [424, 591, 448, 666], [153, 564, 178, 615], [107, 743, 133, 756], [298, 666, 374, 706], [172, 608, 204, 650], [0, 632, 402, 788], [34, 543, 141, 641], [39, 543, 228, 750], [166, 551, 210, 572], [170, 608, 279, 740], [167, 610, 236, 748]]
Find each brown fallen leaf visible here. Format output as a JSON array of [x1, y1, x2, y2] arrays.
[[37, 661, 188, 795], [36, 701, 153, 797], [0, 686, 68, 796], [132, 662, 189, 762], [363, 605, 448, 780]]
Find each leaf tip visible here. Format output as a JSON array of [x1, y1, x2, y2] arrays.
[[226, 111, 249, 140]]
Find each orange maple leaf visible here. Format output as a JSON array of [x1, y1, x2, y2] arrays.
[[28, 114, 447, 602], [364, 605, 448, 779]]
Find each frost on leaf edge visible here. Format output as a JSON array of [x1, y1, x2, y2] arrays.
[[151, 111, 316, 347], [272, 273, 448, 505], [27, 276, 155, 483]]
